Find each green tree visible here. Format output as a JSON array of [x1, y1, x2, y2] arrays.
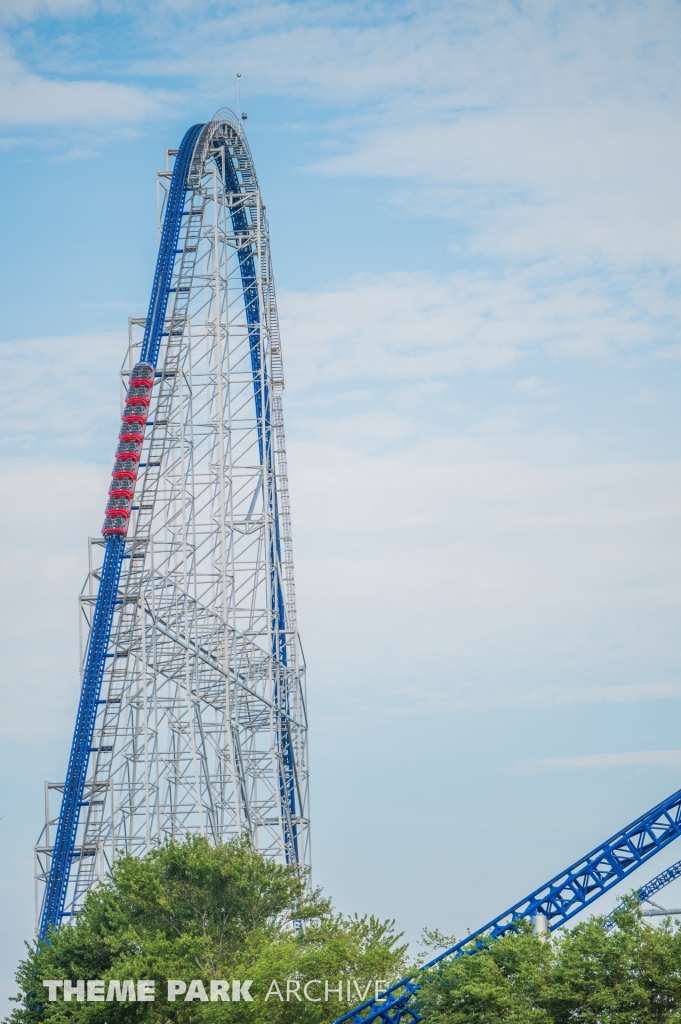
[[547, 902, 681, 1024], [7, 836, 408, 1024], [416, 922, 552, 1024], [417, 902, 681, 1024]]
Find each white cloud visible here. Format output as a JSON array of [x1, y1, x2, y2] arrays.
[[0, 331, 123, 456], [515, 376, 558, 397], [0, 332, 124, 737], [278, 266, 681, 391], [0, 0, 91, 19], [0, 36, 170, 126], [3, 0, 680, 268], [310, 101, 681, 265], [288, 420, 681, 713], [507, 750, 681, 774], [122, 0, 681, 267], [51, 146, 98, 160], [0, 456, 108, 738], [129, 0, 681, 107], [275, 264, 680, 720]]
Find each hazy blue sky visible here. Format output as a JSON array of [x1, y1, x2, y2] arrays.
[[2, 0, 681, 1014]]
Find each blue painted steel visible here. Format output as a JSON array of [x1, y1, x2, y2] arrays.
[[333, 785, 681, 1024], [141, 124, 204, 368], [38, 538, 125, 936], [637, 859, 681, 901], [606, 857, 681, 927], [216, 142, 298, 862], [39, 123, 204, 938]]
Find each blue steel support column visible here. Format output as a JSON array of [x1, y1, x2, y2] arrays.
[[39, 123, 204, 938], [333, 785, 681, 1024]]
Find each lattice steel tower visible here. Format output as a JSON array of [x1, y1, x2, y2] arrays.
[[35, 111, 310, 935]]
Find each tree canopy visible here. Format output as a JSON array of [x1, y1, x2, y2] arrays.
[[13, 841, 681, 1024], [417, 901, 681, 1024], [8, 837, 408, 1024]]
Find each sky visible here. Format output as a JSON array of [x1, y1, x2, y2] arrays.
[[2, 0, 681, 1012]]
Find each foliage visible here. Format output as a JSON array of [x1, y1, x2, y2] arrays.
[[417, 900, 681, 1024], [7, 836, 408, 1024], [21, 838, 681, 1024]]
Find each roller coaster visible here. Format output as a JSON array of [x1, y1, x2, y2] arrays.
[[33, 111, 681, 1024], [36, 110, 308, 936]]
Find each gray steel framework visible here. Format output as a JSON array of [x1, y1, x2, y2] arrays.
[[35, 110, 309, 925]]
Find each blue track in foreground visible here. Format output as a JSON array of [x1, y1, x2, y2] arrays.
[[334, 785, 681, 1024], [39, 123, 204, 938]]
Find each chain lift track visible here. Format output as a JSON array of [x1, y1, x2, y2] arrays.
[[36, 111, 309, 936]]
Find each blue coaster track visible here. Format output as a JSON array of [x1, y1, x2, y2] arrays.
[[214, 142, 298, 863], [333, 784, 681, 1024], [39, 123, 204, 939]]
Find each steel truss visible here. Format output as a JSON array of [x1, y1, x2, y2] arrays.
[[332, 787, 681, 1024], [607, 857, 681, 924], [36, 110, 309, 934]]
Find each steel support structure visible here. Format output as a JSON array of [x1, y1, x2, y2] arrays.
[[605, 857, 681, 925], [36, 110, 309, 935], [636, 859, 681, 903]]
